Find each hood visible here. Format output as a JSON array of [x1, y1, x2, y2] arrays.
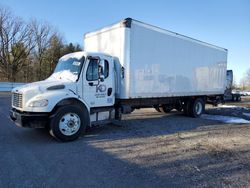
[[12, 76, 78, 111], [12, 75, 77, 95], [11, 74, 78, 111]]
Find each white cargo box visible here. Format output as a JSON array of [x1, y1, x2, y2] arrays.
[[84, 18, 227, 99]]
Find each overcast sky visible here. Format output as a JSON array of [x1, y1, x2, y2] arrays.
[[1, 0, 249, 83]]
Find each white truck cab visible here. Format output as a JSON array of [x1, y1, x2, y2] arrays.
[[10, 51, 117, 141], [10, 18, 227, 141]]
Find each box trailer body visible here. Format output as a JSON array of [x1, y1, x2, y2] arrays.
[[10, 18, 228, 141], [84, 19, 227, 99]]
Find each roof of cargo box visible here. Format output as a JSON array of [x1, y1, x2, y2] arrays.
[[84, 18, 228, 52]]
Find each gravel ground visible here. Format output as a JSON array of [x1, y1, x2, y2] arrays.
[[0, 93, 250, 188]]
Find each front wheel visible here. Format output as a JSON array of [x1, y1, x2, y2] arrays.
[[49, 105, 89, 142]]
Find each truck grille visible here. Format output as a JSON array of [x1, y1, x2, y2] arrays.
[[12, 92, 23, 108]]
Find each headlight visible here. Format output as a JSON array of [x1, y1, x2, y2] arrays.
[[28, 99, 48, 107]]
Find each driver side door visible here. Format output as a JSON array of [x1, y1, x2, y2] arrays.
[[83, 57, 114, 108]]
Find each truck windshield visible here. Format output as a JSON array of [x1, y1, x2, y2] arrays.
[[52, 56, 85, 82]]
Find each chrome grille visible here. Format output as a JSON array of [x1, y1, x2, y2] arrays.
[[12, 92, 23, 108]]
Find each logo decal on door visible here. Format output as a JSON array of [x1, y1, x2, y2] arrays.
[[95, 84, 107, 98], [96, 84, 106, 93]]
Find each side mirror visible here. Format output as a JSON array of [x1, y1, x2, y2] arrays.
[[99, 75, 104, 82], [98, 59, 105, 82]]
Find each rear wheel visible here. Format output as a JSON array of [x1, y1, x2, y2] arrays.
[[175, 102, 183, 112], [188, 98, 205, 118], [159, 105, 173, 113], [231, 96, 235, 101], [49, 105, 89, 142], [184, 100, 191, 116], [154, 106, 162, 112], [236, 96, 241, 102]]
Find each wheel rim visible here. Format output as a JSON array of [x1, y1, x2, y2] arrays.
[[59, 113, 81, 136], [195, 102, 203, 115]]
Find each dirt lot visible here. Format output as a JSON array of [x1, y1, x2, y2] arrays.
[[0, 94, 250, 187]]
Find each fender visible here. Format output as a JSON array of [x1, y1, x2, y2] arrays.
[[51, 97, 90, 114], [25, 90, 90, 113]]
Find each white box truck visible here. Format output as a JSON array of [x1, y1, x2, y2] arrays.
[[10, 18, 227, 141]]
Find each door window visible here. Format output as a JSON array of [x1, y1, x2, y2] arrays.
[[104, 60, 109, 78], [86, 59, 99, 81]]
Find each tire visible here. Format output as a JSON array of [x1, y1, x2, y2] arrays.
[[231, 96, 235, 101], [236, 96, 241, 102], [154, 106, 162, 112], [130, 108, 135, 113], [188, 98, 205, 118], [183, 99, 191, 116], [175, 103, 183, 112], [49, 105, 89, 142], [238, 96, 241, 102], [159, 105, 173, 113]]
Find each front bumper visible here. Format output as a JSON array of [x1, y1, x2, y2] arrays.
[[10, 108, 49, 128]]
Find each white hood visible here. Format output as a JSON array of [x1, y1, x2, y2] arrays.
[[13, 75, 77, 94], [12, 74, 78, 111]]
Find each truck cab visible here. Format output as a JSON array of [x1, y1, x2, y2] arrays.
[[10, 51, 116, 141], [224, 70, 241, 102]]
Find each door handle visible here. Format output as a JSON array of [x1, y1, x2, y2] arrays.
[[88, 82, 94, 86], [107, 88, 112, 96]]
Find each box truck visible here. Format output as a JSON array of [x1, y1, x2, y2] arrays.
[[10, 18, 227, 141]]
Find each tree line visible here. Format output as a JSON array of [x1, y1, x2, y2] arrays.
[[239, 69, 250, 90], [0, 6, 81, 83]]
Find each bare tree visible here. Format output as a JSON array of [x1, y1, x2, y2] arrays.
[[0, 5, 82, 82], [45, 34, 64, 74], [239, 68, 250, 90], [44, 36, 82, 77], [245, 68, 250, 89], [246, 68, 250, 82], [0, 6, 34, 81], [232, 75, 237, 89], [30, 20, 56, 80]]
